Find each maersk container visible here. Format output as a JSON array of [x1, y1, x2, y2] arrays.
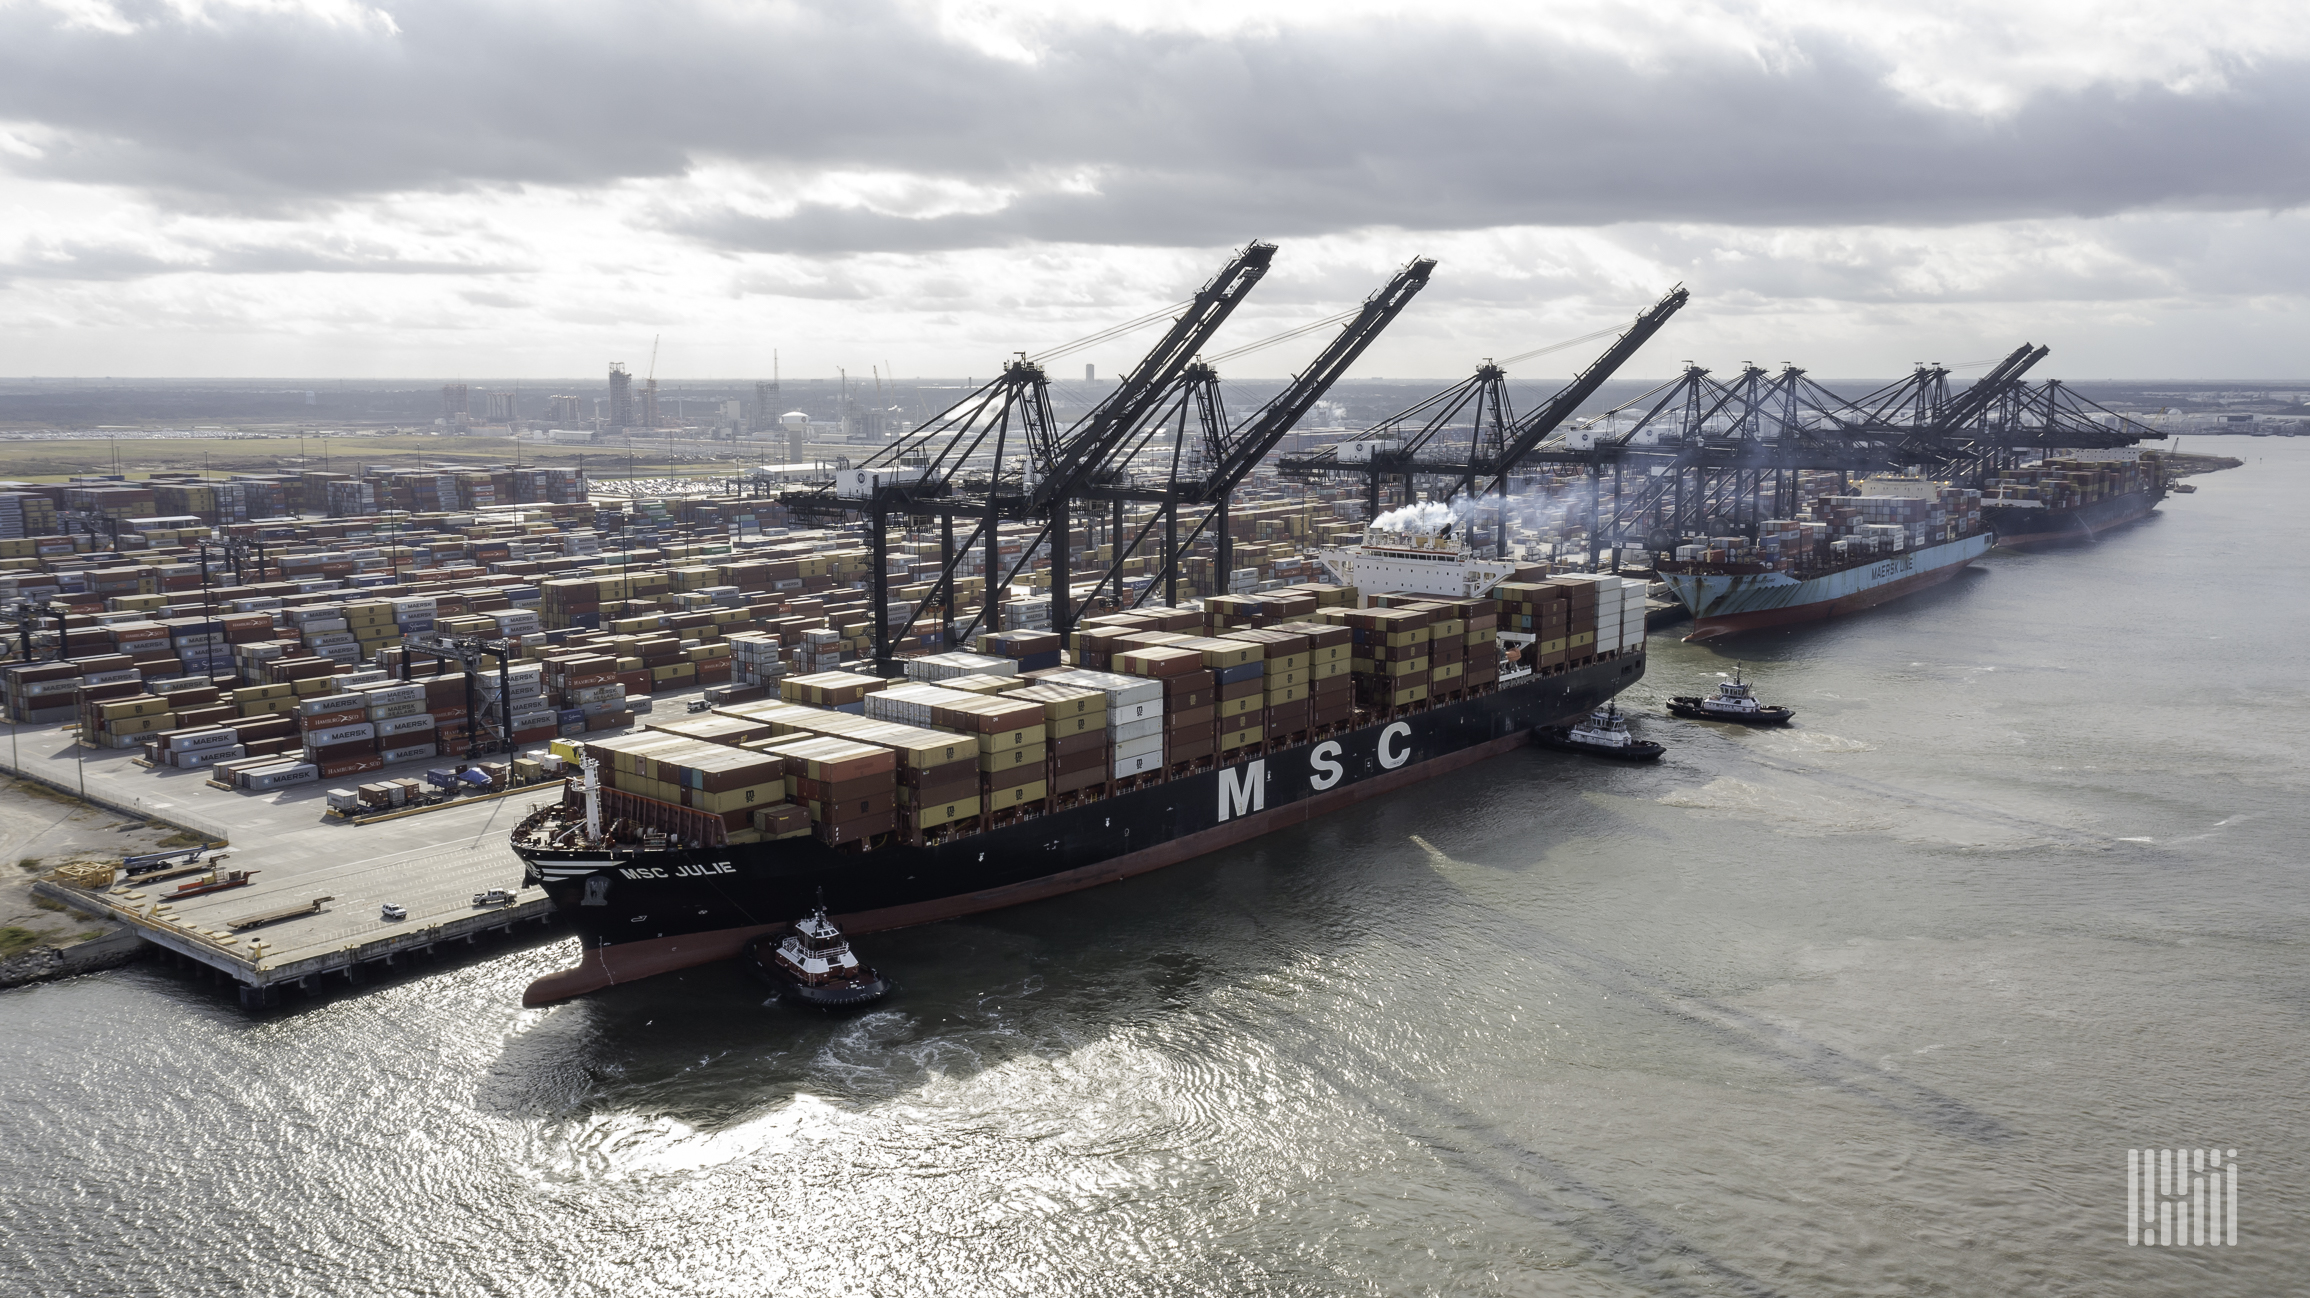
[[244, 763, 319, 790]]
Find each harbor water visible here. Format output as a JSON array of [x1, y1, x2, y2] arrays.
[[4, 442, 2305, 1296]]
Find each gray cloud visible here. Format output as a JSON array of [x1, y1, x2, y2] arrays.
[[0, 236, 523, 283], [0, 2, 2303, 251]]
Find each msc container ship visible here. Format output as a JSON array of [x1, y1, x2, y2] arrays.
[[1656, 480, 1992, 640], [513, 530, 1651, 1005]]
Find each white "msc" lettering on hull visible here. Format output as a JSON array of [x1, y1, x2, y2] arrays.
[[1377, 722, 1412, 769], [1309, 741, 1343, 790], [1218, 759, 1266, 821]]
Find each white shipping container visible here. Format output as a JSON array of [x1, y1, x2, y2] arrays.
[[1111, 733, 1163, 761], [243, 763, 319, 790], [379, 713, 437, 737], [171, 744, 245, 768], [379, 743, 437, 764], [299, 692, 367, 715], [369, 700, 426, 721], [359, 683, 425, 707], [1112, 749, 1163, 779], [1109, 716, 1163, 744], [1047, 668, 1162, 709], [166, 728, 239, 751]]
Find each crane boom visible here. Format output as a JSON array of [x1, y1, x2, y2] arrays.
[[1470, 285, 1687, 493], [1030, 241, 1276, 507], [1187, 256, 1434, 502]]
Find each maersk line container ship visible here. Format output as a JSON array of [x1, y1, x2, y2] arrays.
[[512, 530, 1650, 1005], [1657, 480, 1992, 640]]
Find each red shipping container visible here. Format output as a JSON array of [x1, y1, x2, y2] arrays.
[[319, 755, 385, 778], [299, 708, 367, 730]]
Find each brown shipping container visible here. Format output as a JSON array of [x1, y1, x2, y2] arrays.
[[807, 791, 896, 822], [1167, 704, 1214, 729], [792, 771, 891, 805], [897, 756, 980, 789], [1053, 766, 1104, 795], [1169, 734, 1215, 763], [1050, 745, 1104, 777], [983, 762, 1041, 793], [304, 738, 374, 763], [1051, 729, 1105, 758], [815, 811, 895, 845]]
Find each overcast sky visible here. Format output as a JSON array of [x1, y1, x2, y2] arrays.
[[0, 0, 2304, 382]]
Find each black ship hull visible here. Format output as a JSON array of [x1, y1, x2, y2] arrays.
[[518, 652, 1646, 1004]]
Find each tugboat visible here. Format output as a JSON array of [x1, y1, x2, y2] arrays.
[[741, 905, 891, 1008], [1667, 668, 1794, 726], [1534, 704, 1665, 762]]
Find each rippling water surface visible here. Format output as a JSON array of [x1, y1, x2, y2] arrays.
[[6, 444, 2307, 1296]]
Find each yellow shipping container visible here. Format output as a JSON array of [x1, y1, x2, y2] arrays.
[[908, 794, 980, 828], [97, 696, 170, 720], [977, 743, 1047, 773], [976, 722, 1045, 752], [985, 778, 1048, 808], [104, 713, 175, 736], [691, 781, 786, 814]]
